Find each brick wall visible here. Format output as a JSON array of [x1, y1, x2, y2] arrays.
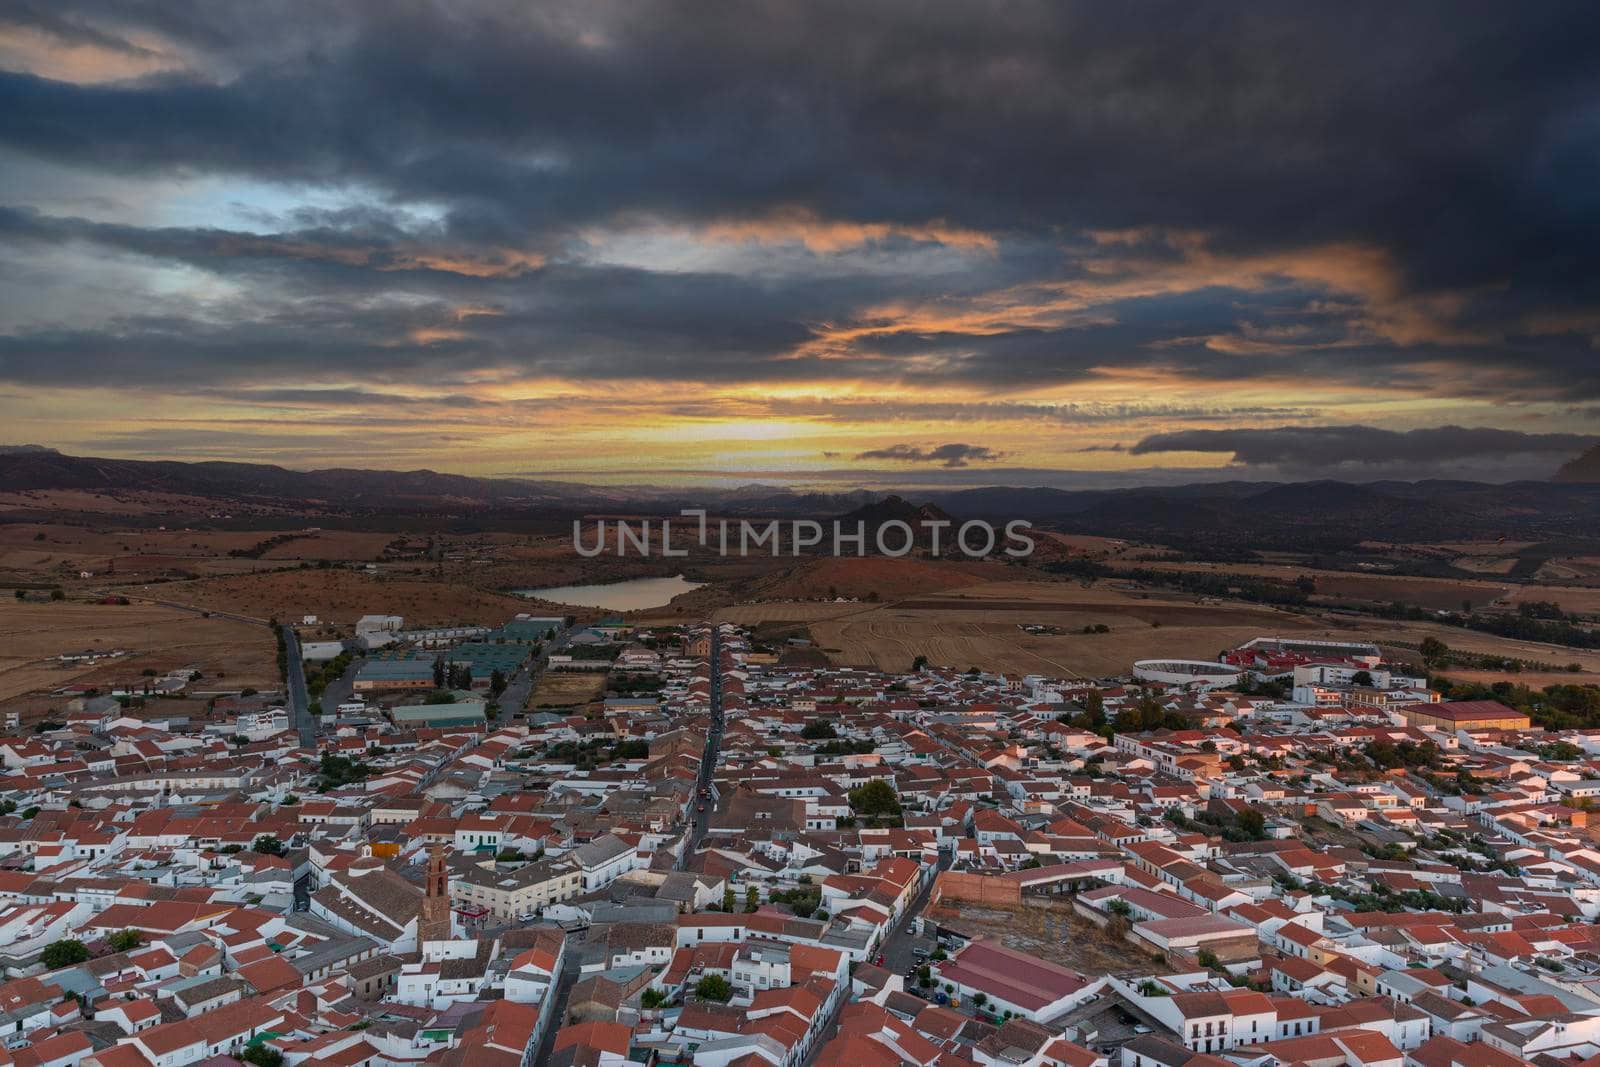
[[929, 871, 1022, 908]]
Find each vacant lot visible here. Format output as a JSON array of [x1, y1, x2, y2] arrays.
[[927, 900, 1154, 977], [0, 601, 276, 702], [527, 671, 607, 709]]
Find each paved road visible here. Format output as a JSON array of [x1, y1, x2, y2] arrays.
[[99, 587, 318, 748], [880, 849, 954, 976], [677, 627, 723, 871], [280, 625, 316, 748], [317, 652, 361, 715], [528, 927, 586, 1067], [799, 852, 951, 1066], [498, 658, 536, 717], [505, 626, 574, 717]]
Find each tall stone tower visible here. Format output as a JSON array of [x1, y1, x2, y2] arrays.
[[418, 841, 452, 945]]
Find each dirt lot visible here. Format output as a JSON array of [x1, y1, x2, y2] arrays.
[[927, 900, 1155, 976], [722, 579, 1320, 676], [132, 569, 535, 629], [527, 672, 607, 709], [0, 601, 277, 702]]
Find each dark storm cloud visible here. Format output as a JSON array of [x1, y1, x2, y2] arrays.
[[1129, 425, 1599, 467], [854, 443, 1003, 468], [0, 1, 1599, 397], [4, 3, 1597, 265]]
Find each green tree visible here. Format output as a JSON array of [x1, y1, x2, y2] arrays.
[[722, 885, 735, 912], [801, 719, 839, 740], [1350, 670, 1374, 688], [108, 929, 143, 953], [1419, 637, 1450, 667], [240, 1047, 284, 1067], [695, 974, 732, 1002], [490, 669, 507, 696], [42, 939, 89, 968], [641, 988, 667, 1010], [1235, 809, 1267, 840], [745, 886, 759, 912], [848, 779, 901, 818], [252, 834, 285, 856]]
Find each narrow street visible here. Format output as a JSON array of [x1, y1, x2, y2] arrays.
[[803, 827, 952, 1065], [527, 928, 586, 1067], [880, 849, 954, 975]]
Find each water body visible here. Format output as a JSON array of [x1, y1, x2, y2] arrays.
[[515, 574, 705, 611]]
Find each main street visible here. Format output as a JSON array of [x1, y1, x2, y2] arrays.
[[502, 622, 574, 718], [678, 625, 722, 871], [280, 624, 316, 748]]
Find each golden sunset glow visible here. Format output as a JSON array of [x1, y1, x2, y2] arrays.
[[0, 4, 1594, 487]]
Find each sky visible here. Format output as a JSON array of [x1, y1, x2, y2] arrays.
[[1, 2, 1599, 488]]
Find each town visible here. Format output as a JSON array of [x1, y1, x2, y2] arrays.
[[0, 607, 1594, 1067]]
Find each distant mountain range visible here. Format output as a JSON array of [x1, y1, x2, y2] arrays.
[[3, 447, 1599, 551], [1556, 444, 1600, 483]]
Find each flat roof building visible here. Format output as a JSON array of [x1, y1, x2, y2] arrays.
[[1400, 700, 1530, 732]]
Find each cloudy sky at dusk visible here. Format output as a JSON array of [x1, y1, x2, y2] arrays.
[[2, 2, 1599, 487]]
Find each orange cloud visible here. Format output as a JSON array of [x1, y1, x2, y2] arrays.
[[695, 206, 998, 254], [207, 234, 544, 278], [808, 230, 1499, 360], [0, 23, 187, 84]]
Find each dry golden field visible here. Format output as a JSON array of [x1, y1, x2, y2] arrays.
[[720, 579, 1321, 676], [136, 569, 534, 629], [0, 601, 277, 701], [527, 672, 607, 708]]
